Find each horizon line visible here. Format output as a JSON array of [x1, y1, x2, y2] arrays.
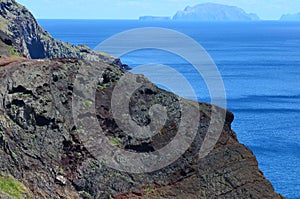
[[36, 18, 291, 22]]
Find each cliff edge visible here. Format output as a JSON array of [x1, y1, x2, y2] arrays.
[[0, 0, 284, 199]]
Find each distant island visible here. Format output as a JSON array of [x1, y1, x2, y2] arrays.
[[280, 12, 300, 21], [172, 3, 260, 21], [139, 3, 260, 21], [139, 16, 171, 21]]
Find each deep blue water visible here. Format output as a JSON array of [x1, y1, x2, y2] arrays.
[[38, 20, 300, 198]]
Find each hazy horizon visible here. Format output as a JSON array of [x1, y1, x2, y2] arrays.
[[17, 0, 300, 20]]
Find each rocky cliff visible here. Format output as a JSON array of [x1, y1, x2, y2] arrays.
[[0, 0, 130, 70], [0, 0, 284, 199], [173, 3, 260, 21]]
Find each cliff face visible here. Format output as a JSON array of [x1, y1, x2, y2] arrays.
[[0, 1, 284, 199], [0, 57, 284, 199], [173, 3, 260, 21], [0, 0, 130, 69]]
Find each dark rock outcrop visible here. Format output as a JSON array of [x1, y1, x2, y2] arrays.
[[173, 3, 260, 21], [0, 0, 129, 69], [0, 0, 284, 199], [0, 57, 284, 199]]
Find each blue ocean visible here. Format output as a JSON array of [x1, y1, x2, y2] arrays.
[[38, 20, 300, 199]]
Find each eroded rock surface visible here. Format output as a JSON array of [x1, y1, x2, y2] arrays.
[[0, 58, 284, 198], [0, 0, 284, 198]]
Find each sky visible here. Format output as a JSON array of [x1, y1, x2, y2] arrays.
[[17, 0, 300, 20]]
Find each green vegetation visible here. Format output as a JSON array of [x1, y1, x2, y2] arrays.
[[11, 104, 18, 109], [142, 185, 160, 198], [144, 185, 156, 194], [83, 100, 93, 107], [0, 15, 12, 36], [58, 167, 64, 175], [78, 191, 92, 199], [72, 129, 82, 135], [97, 83, 110, 91], [7, 46, 19, 57], [109, 137, 122, 146], [21, 93, 32, 98], [48, 152, 55, 158], [198, 104, 210, 116], [0, 175, 29, 199]]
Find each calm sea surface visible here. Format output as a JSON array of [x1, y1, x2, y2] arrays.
[[38, 20, 300, 198]]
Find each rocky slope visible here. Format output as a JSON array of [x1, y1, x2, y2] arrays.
[[0, 57, 284, 199], [0, 0, 129, 70], [173, 3, 260, 21], [0, 0, 284, 199]]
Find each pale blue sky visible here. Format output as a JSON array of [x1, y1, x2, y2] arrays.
[[17, 0, 300, 20]]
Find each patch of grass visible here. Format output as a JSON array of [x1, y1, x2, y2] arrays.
[[20, 93, 31, 98], [198, 104, 210, 116], [144, 185, 156, 193], [109, 137, 122, 146], [83, 100, 93, 108], [48, 152, 55, 158], [96, 83, 110, 91], [0, 15, 12, 36], [78, 191, 92, 199], [142, 185, 159, 198], [58, 167, 64, 175], [0, 175, 29, 199], [7, 46, 19, 57], [11, 104, 18, 109], [72, 129, 83, 135]]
